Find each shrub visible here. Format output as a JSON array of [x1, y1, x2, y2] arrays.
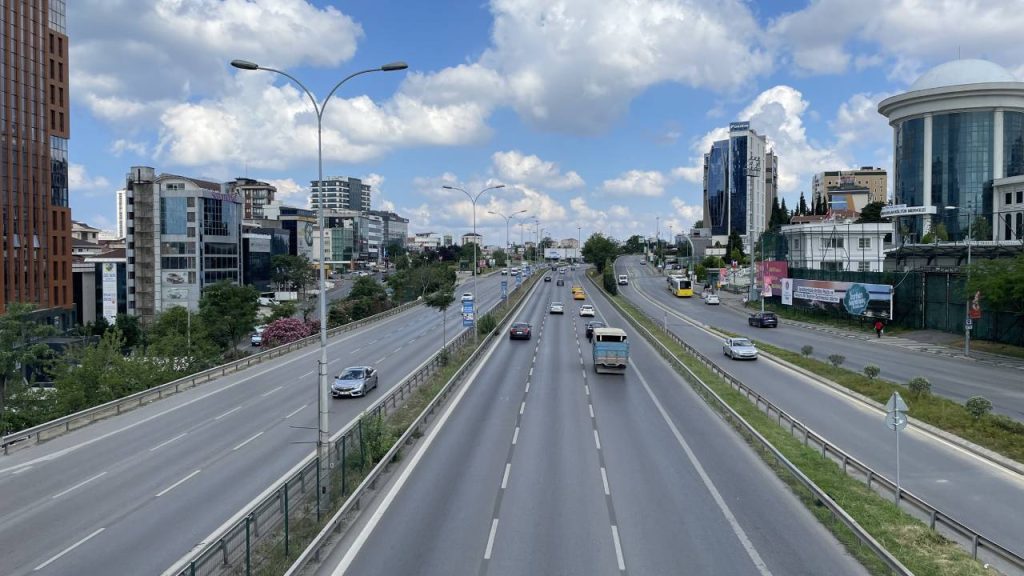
[[907, 376, 931, 396], [965, 396, 993, 420], [477, 313, 497, 335], [801, 345, 813, 358], [827, 354, 845, 367], [862, 364, 880, 380], [261, 317, 310, 347]]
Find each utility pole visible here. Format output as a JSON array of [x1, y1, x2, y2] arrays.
[[747, 156, 762, 307]]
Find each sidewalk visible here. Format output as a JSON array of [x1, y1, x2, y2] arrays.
[[714, 291, 1024, 371]]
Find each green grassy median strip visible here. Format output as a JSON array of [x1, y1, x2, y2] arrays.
[[612, 295, 989, 576], [752, 340, 1024, 465]]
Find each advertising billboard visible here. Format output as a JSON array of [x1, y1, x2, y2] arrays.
[[101, 262, 118, 322], [757, 261, 788, 293], [781, 278, 893, 318]]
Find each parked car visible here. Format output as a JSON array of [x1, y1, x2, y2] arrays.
[[705, 293, 720, 305], [585, 320, 606, 340], [544, 275, 552, 282], [332, 366, 379, 398], [579, 304, 596, 317], [250, 332, 263, 346], [723, 337, 758, 360], [461, 292, 474, 302], [509, 321, 532, 340], [748, 311, 778, 328], [549, 301, 565, 314]]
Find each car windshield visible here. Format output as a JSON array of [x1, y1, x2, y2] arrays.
[[552, 302, 562, 306], [732, 339, 753, 347], [339, 369, 365, 380], [513, 323, 529, 329]]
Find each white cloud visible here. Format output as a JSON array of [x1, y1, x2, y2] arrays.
[[491, 150, 584, 189], [832, 92, 893, 150], [670, 198, 703, 228], [110, 139, 149, 157], [265, 178, 307, 207], [601, 170, 668, 197], [69, 164, 111, 197]]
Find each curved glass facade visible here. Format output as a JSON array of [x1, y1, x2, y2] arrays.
[[894, 118, 925, 238], [1004, 111, 1024, 178], [706, 141, 728, 235], [729, 135, 749, 236], [931, 111, 993, 239]]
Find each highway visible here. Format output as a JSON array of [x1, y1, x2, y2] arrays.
[[615, 257, 1024, 558], [0, 273, 511, 576], [320, 270, 868, 576]]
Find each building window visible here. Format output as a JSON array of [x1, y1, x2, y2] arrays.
[[1017, 191, 1023, 204], [822, 238, 844, 249], [858, 261, 871, 272], [186, 196, 195, 207], [160, 197, 188, 234], [1009, 193, 1015, 205], [858, 238, 871, 249]]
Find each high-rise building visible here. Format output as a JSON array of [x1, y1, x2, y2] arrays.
[[1, 0, 73, 325], [116, 189, 128, 238], [702, 122, 777, 250], [368, 210, 409, 250], [811, 168, 887, 208], [124, 167, 243, 323], [310, 176, 371, 212], [228, 177, 276, 220]]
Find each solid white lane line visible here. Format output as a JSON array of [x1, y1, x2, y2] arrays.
[[611, 525, 626, 571], [13, 466, 33, 474], [233, 431, 264, 451], [214, 406, 242, 420], [149, 433, 187, 452], [601, 467, 610, 496], [501, 463, 511, 489], [633, 366, 772, 576], [51, 471, 107, 500], [520, 401, 526, 415], [375, 356, 386, 364], [589, 404, 595, 419], [512, 427, 520, 445], [594, 430, 601, 450], [34, 527, 105, 571], [156, 469, 201, 497], [284, 404, 308, 419], [484, 518, 500, 560], [260, 385, 283, 397]]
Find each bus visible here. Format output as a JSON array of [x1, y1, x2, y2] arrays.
[[669, 276, 693, 297]]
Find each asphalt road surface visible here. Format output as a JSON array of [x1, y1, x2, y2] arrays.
[[319, 269, 868, 576]]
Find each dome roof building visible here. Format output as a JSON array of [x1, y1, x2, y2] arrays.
[[878, 59, 1024, 242]]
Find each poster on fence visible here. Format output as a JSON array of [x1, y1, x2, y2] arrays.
[[781, 278, 893, 319]]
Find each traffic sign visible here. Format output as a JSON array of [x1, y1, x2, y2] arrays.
[[965, 318, 973, 330], [885, 391, 908, 413], [885, 390, 909, 503], [886, 412, 908, 431]]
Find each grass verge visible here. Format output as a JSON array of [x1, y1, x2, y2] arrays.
[[610, 293, 989, 576], [751, 341, 1024, 465]]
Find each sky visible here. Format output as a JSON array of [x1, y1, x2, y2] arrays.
[[66, 0, 1024, 246]]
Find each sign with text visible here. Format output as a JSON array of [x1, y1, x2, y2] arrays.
[[786, 278, 893, 318], [102, 262, 118, 322], [880, 204, 937, 218]]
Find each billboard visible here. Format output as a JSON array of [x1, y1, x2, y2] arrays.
[[880, 204, 937, 217], [781, 278, 893, 319], [757, 261, 788, 293], [101, 262, 118, 322]]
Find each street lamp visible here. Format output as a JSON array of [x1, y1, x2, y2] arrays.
[[577, 225, 582, 265], [488, 209, 527, 270], [444, 184, 506, 340], [514, 215, 531, 265], [231, 57, 407, 504], [945, 206, 972, 357]]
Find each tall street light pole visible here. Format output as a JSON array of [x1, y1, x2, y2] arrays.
[[231, 58, 407, 503], [444, 184, 505, 341], [945, 206, 972, 357], [576, 225, 582, 265], [489, 209, 527, 270], [515, 216, 530, 265]]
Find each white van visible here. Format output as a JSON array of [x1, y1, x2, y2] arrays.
[[617, 274, 629, 285]]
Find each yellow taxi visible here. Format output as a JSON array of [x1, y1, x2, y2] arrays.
[[573, 288, 586, 300]]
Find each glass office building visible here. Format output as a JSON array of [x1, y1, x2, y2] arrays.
[[879, 59, 1024, 241], [702, 123, 774, 249]]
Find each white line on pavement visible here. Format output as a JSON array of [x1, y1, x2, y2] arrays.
[[501, 463, 511, 489], [51, 471, 107, 500], [214, 406, 241, 420], [589, 404, 595, 419], [525, 381, 530, 393], [594, 430, 601, 450], [260, 385, 283, 397], [611, 525, 626, 571], [512, 426, 520, 445], [149, 433, 187, 452], [34, 527, 105, 571], [601, 467, 610, 496], [156, 469, 201, 497], [520, 401, 526, 415], [12, 466, 33, 474], [484, 518, 500, 560], [284, 404, 308, 419], [233, 431, 264, 451]]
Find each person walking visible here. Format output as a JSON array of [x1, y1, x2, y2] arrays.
[[874, 319, 885, 338]]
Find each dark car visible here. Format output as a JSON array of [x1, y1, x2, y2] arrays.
[[556, 278, 565, 286], [585, 320, 606, 341], [544, 275, 552, 282], [748, 312, 778, 328], [509, 321, 532, 340]]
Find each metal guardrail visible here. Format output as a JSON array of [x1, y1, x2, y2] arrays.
[[2, 300, 423, 455], [163, 273, 542, 576], [597, 273, 1024, 575], [589, 273, 912, 575]]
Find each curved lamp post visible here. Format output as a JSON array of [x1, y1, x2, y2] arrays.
[[443, 184, 505, 341], [230, 58, 407, 505], [488, 209, 528, 270]]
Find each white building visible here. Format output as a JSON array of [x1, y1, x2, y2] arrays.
[[116, 189, 128, 239], [410, 232, 442, 251], [461, 232, 483, 246], [782, 220, 894, 272]]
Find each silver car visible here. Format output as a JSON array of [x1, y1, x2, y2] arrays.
[[332, 366, 379, 397], [723, 338, 758, 360], [550, 301, 565, 314]]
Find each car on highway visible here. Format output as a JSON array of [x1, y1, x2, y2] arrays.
[[332, 366, 379, 397], [544, 275, 552, 282], [500, 269, 508, 275], [556, 278, 565, 286], [509, 321, 532, 340], [723, 337, 758, 360], [461, 292, 474, 302], [250, 325, 267, 346], [573, 290, 586, 300], [549, 301, 565, 314], [585, 320, 606, 340], [705, 293, 720, 305], [579, 304, 595, 317], [617, 274, 629, 285], [748, 311, 778, 328]]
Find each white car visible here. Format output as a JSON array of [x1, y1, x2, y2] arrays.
[[723, 337, 758, 360], [617, 274, 629, 285], [461, 292, 474, 302], [705, 293, 720, 305], [549, 301, 565, 314], [579, 304, 596, 317]]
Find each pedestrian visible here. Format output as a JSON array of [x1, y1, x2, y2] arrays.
[[874, 319, 884, 338]]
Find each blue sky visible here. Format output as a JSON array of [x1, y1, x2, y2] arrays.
[[66, 0, 1024, 245]]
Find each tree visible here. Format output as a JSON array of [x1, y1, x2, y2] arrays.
[[492, 248, 508, 267], [266, 300, 298, 323], [798, 191, 809, 215], [726, 230, 745, 260], [768, 196, 784, 230], [347, 276, 390, 320], [271, 254, 315, 294], [0, 304, 57, 432], [693, 220, 705, 228], [969, 215, 992, 241], [424, 288, 456, 353], [856, 201, 887, 223], [198, 281, 259, 350], [921, 222, 949, 244], [114, 313, 144, 352], [581, 233, 619, 274], [779, 198, 790, 224], [966, 251, 1024, 316], [602, 259, 619, 295], [623, 235, 646, 254], [146, 307, 219, 371]]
